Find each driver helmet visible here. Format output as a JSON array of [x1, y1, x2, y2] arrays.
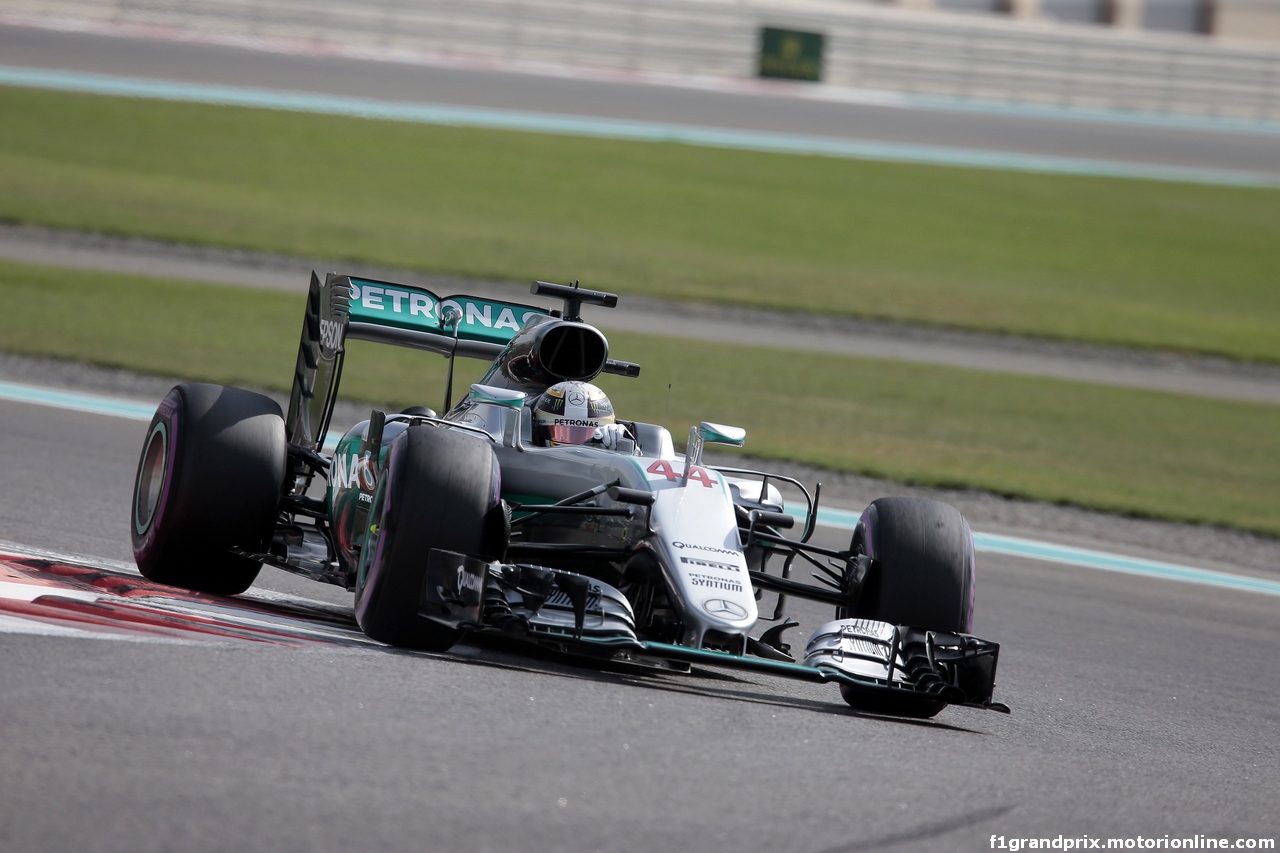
[[532, 381, 615, 446]]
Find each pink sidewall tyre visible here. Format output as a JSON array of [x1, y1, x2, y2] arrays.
[[131, 383, 286, 596]]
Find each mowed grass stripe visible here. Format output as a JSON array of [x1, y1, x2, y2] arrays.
[[2, 261, 1276, 536], [2, 86, 1279, 362]]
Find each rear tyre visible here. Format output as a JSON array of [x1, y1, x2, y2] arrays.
[[131, 383, 286, 596], [842, 497, 977, 718], [353, 425, 504, 651]]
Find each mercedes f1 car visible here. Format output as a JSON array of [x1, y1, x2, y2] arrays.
[[130, 274, 1007, 718]]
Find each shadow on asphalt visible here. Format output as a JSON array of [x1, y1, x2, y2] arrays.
[[813, 804, 1017, 853], [385, 632, 992, 735]]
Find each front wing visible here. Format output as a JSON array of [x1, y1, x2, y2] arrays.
[[420, 550, 1008, 715]]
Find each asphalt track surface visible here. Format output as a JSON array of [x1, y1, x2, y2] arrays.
[[5, 24, 1280, 180], [2, 394, 1278, 853]]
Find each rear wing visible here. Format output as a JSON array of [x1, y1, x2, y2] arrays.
[[346, 274, 551, 355], [286, 272, 551, 451]]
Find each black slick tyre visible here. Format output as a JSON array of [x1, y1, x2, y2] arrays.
[[353, 425, 504, 652], [843, 497, 977, 718], [852, 497, 975, 634], [131, 383, 286, 596]]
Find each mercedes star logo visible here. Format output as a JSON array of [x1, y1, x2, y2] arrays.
[[567, 389, 587, 407], [702, 598, 748, 619]]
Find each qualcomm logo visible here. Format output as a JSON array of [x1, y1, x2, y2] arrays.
[[702, 598, 748, 619], [457, 565, 485, 595], [674, 541, 740, 557]]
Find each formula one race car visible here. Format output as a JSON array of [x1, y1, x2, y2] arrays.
[[130, 274, 1007, 718]]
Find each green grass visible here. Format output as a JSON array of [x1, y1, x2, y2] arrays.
[[3, 86, 1280, 362], [3, 260, 1277, 536]]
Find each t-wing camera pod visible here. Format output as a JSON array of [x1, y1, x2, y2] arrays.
[[531, 280, 617, 322]]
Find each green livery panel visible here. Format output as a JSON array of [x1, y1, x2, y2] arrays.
[[347, 277, 550, 346]]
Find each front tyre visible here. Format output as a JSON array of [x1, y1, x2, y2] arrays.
[[131, 383, 286, 595], [843, 497, 977, 718], [852, 497, 975, 634], [353, 425, 504, 651]]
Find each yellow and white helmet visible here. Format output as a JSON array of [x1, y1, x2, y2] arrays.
[[532, 381, 615, 446]]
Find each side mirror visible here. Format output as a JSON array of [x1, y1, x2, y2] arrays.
[[467, 384, 527, 450], [468, 384, 525, 410], [685, 421, 747, 468]]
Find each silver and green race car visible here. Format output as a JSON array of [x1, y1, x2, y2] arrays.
[[130, 274, 1007, 718]]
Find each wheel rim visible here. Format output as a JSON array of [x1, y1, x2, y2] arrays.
[[134, 422, 168, 535]]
